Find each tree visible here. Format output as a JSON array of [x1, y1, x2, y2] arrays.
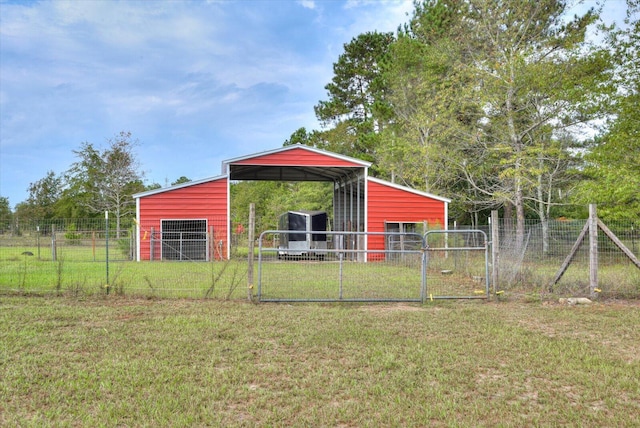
[[571, 1, 640, 222], [171, 176, 191, 186], [314, 31, 396, 165], [385, 0, 612, 248], [65, 131, 144, 237], [231, 181, 333, 231], [144, 183, 162, 191], [460, 0, 612, 248], [15, 170, 64, 220], [0, 196, 10, 217], [379, 14, 470, 194], [527, 130, 582, 252], [284, 127, 313, 147], [0, 196, 11, 233]]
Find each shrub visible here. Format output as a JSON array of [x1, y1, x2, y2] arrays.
[[64, 224, 83, 245]]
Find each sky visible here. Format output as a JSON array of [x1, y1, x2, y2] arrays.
[[0, 0, 628, 210]]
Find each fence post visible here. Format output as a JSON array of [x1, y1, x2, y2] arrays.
[[491, 210, 499, 295], [105, 211, 110, 293], [248, 203, 255, 301], [36, 226, 41, 259], [51, 224, 57, 261], [208, 225, 214, 261], [130, 227, 135, 260], [589, 204, 598, 298], [150, 227, 155, 261]]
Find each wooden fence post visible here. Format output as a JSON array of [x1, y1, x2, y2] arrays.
[[491, 210, 499, 295], [248, 203, 255, 301], [589, 204, 598, 298], [51, 224, 57, 261], [150, 227, 155, 261]]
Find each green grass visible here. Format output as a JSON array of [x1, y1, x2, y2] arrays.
[[258, 259, 429, 301], [1, 296, 639, 426], [1, 246, 638, 300], [0, 253, 249, 299], [517, 261, 640, 298], [1, 256, 488, 301], [0, 239, 130, 262]]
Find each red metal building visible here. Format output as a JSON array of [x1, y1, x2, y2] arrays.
[[133, 145, 450, 261], [134, 176, 228, 261]]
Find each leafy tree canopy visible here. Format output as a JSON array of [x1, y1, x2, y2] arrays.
[[64, 131, 144, 234]]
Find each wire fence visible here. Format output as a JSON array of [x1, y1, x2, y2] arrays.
[[488, 217, 640, 298], [0, 216, 638, 299]]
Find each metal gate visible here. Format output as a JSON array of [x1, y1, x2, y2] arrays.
[[256, 229, 490, 302], [424, 229, 490, 299]]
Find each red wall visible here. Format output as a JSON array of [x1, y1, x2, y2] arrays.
[[137, 178, 228, 260], [233, 147, 363, 167], [367, 179, 446, 259]]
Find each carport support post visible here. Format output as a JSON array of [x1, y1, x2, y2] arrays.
[[248, 203, 255, 301], [491, 210, 499, 295]]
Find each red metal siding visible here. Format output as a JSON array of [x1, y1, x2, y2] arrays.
[[138, 178, 228, 260], [232, 147, 363, 167], [367, 180, 446, 258]]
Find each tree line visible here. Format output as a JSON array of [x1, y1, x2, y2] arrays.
[[283, 0, 639, 231], [1, 0, 638, 235], [0, 132, 189, 236]]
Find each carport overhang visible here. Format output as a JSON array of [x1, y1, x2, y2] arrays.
[[222, 146, 371, 240], [227, 164, 365, 182]]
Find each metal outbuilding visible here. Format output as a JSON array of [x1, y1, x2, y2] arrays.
[[133, 145, 450, 261]]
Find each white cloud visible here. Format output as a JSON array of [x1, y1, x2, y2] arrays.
[[297, 0, 316, 10], [0, 0, 416, 207]]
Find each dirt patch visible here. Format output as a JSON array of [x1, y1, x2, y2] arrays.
[[358, 303, 427, 313], [599, 299, 640, 308]]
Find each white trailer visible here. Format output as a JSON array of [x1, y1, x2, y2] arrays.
[[278, 210, 327, 259]]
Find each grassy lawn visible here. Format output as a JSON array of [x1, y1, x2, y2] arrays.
[[2, 254, 487, 300], [0, 256, 250, 299], [1, 296, 639, 426], [2, 242, 638, 299]]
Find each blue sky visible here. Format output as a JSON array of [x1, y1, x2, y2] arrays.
[[0, 0, 627, 210], [0, 0, 414, 209]]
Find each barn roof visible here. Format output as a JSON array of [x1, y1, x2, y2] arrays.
[[367, 176, 452, 203], [222, 144, 370, 182], [132, 146, 451, 205], [132, 174, 228, 199]]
